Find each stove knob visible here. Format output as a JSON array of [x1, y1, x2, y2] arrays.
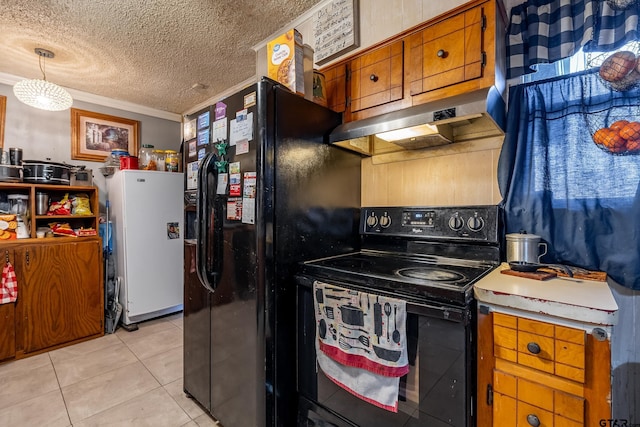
[[448, 214, 464, 231], [366, 214, 378, 228], [467, 215, 485, 232], [379, 215, 391, 228]]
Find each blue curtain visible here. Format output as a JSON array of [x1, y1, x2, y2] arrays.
[[498, 69, 640, 289]]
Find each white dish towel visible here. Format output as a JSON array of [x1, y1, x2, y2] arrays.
[[313, 281, 408, 412]]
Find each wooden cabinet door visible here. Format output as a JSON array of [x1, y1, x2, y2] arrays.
[[408, 4, 484, 96], [349, 39, 404, 113], [322, 63, 348, 113], [18, 240, 103, 354], [0, 302, 16, 361]]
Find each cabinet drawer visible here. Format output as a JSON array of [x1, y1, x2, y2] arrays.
[[493, 313, 586, 383], [349, 40, 404, 112], [517, 401, 553, 427], [494, 369, 585, 425]]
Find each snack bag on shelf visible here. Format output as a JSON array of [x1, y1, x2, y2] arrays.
[[75, 227, 97, 236], [49, 222, 77, 237], [71, 193, 93, 216], [48, 194, 72, 216]]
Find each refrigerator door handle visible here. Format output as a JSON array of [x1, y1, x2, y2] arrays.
[[196, 152, 220, 292]]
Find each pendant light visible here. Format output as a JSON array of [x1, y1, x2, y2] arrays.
[[13, 48, 73, 111]]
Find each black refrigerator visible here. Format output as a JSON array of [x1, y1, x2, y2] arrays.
[[183, 77, 362, 427]]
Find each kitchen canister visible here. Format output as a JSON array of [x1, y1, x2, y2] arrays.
[[312, 71, 328, 107], [9, 148, 23, 165], [505, 232, 548, 264], [120, 155, 139, 170], [138, 144, 155, 170], [165, 150, 179, 172], [36, 192, 49, 215]]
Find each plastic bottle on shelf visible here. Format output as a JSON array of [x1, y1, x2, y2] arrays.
[[165, 150, 179, 172], [154, 150, 166, 171], [139, 144, 155, 170]]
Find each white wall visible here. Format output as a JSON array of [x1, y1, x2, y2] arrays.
[[0, 83, 181, 213]]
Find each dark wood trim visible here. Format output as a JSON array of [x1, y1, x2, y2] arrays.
[[477, 308, 495, 427], [584, 333, 612, 426]]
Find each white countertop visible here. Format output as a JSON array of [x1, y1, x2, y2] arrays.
[[474, 263, 618, 326]]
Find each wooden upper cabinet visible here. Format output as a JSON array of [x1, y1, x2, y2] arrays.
[[319, 0, 504, 124], [408, 4, 485, 96], [323, 63, 348, 113], [349, 40, 404, 114]]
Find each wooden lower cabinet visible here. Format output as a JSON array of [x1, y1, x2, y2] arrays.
[[0, 302, 16, 361], [14, 239, 104, 356], [478, 308, 611, 427], [493, 369, 584, 426]]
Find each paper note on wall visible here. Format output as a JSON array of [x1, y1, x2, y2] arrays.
[[230, 112, 253, 146]]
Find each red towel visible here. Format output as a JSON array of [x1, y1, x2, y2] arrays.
[[0, 262, 17, 304]]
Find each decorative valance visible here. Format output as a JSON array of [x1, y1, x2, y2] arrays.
[[507, 0, 640, 79]]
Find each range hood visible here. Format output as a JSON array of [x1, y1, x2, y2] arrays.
[[329, 85, 506, 156]]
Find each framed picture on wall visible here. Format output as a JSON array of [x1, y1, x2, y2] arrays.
[[71, 108, 139, 162]]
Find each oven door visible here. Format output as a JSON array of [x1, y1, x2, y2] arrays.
[[296, 274, 475, 427]]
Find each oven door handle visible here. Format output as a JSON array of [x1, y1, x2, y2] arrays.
[[295, 274, 469, 323]]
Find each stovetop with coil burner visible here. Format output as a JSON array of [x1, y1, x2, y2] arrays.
[[300, 206, 502, 306]]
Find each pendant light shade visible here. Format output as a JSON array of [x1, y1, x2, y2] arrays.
[[13, 48, 73, 111]]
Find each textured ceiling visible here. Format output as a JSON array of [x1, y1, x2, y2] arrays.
[[0, 0, 323, 115]]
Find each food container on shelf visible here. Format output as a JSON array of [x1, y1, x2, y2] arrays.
[[165, 150, 179, 172], [106, 149, 130, 168], [36, 192, 49, 215], [154, 150, 166, 171], [22, 160, 71, 185], [9, 148, 23, 165], [119, 155, 139, 170], [139, 144, 155, 170], [0, 165, 22, 182]]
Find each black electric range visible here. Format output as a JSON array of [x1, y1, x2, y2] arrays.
[[296, 205, 503, 427], [300, 205, 502, 307]]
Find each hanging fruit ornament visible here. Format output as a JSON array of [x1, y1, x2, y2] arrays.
[[598, 50, 640, 91], [592, 120, 640, 155]]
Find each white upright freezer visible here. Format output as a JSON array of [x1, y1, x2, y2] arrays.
[[107, 169, 184, 326]]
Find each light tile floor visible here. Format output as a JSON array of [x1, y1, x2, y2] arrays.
[[0, 312, 218, 427]]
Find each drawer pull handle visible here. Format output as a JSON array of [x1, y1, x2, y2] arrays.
[[527, 414, 540, 427], [527, 342, 541, 354], [437, 49, 447, 58], [369, 74, 378, 82]]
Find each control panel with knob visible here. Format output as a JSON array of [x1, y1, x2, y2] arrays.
[[366, 213, 378, 228], [448, 213, 464, 231], [379, 213, 391, 228], [467, 213, 485, 232], [361, 206, 500, 244]]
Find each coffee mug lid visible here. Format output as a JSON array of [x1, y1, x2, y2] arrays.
[[506, 232, 542, 241]]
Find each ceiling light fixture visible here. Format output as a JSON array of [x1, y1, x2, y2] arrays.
[[13, 48, 73, 111]]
